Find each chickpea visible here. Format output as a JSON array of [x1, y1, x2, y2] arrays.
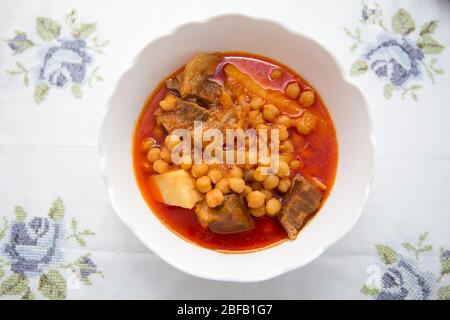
[[266, 198, 281, 216], [141, 138, 155, 153], [215, 178, 231, 194], [244, 169, 255, 182], [277, 178, 292, 193], [285, 82, 301, 99], [279, 153, 294, 164], [276, 124, 289, 141], [165, 134, 181, 151], [276, 160, 291, 177], [230, 166, 243, 178], [159, 94, 177, 111], [242, 185, 252, 197], [295, 111, 318, 135], [249, 96, 265, 110], [261, 189, 272, 202], [262, 104, 280, 122], [270, 69, 283, 79], [255, 123, 270, 133], [290, 159, 302, 170], [207, 168, 222, 184], [196, 176, 212, 193], [246, 191, 266, 208], [205, 189, 224, 208], [160, 147, 172, 163], [153, 159, 169, 174], [274, 115, 292, 127], [298, 90, 315, 107], [258, 156, 271, 167], [253, 166, 268, 182], [228, 177, 245, 193], [191, 163, 209, 178], [263, 175, 280, 190], [281, 140, 294, 153], [248, 110, 265, 126], [250, 206, 266, 217], [179, 155, 192, 170], [147, 147, 161, 163]]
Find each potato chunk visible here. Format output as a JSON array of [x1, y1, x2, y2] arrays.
[[148, 169, 202, 209]]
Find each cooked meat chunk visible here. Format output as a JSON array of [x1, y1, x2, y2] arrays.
[[155, 99, 210, 132], [195, 194, 254, 234], [279, 176, 323, 239], [166, 78, 180, 93], [179, 53, 222, 105], [205, 108, 239, 133]]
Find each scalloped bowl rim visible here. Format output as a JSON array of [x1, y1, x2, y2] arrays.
[[98, 14, 376, 282]]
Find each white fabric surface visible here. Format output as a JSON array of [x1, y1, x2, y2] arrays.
[[0, 0, 449, 299]]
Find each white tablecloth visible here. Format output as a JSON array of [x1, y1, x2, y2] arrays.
[[0, 0, 449, 299]]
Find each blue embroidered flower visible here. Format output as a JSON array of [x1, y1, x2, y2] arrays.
[[376, 255, 437, 300], [38, 39, 92, 88], [362, 8, 374, 22], [442, 250, 450, 261], [365, 38, 424, 87], [7, 32, 34, 54], [78, 256, 98, 279], [4, 217, 63, 276]]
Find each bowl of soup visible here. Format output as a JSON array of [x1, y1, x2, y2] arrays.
[[99, 15, 376, 282]]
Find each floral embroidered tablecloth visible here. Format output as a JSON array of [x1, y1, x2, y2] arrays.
[[0, 0, 449, 300]]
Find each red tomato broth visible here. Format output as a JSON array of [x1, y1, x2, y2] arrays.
[[133, 52, 338, 252]]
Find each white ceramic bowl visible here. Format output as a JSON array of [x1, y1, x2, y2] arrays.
[[99, 15, 376, 282]]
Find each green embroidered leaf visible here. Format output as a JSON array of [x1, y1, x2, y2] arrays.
[[392, 9, 415, 35], [417, 35, 445, 54], [8, 32, 34, 54], [71, 83, 83, 98], [36, 17, 61, 41], [65, 9, 78, 28], [21, 287, 34, 300], [6, 70, 20, 76], [0, 266, 4, 279], [75, 235, 86, 247], [383, 83, 393, 99], [418, 245, 432, 253], [420, 21, 438, 36], [0, 217, 7, 240], [71, 23, 96, 39], [71, 218, 77, 231], [402, 242, 416, 252], [437, 285, 450, 300], [38, 270, 66, 300], [0, 274, 28, 296], [376, 244, 397, 265], [34, 83, 49, 104], [80, 230, 95, 236], [419, 231, 429, 242], [350, 60, 368, 76], [361, 285, 380, 297], [14, 206, 26, 223], [48, 197, 64, 220], [80, 277, 92, 285], [440, 248, 450, 275]]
